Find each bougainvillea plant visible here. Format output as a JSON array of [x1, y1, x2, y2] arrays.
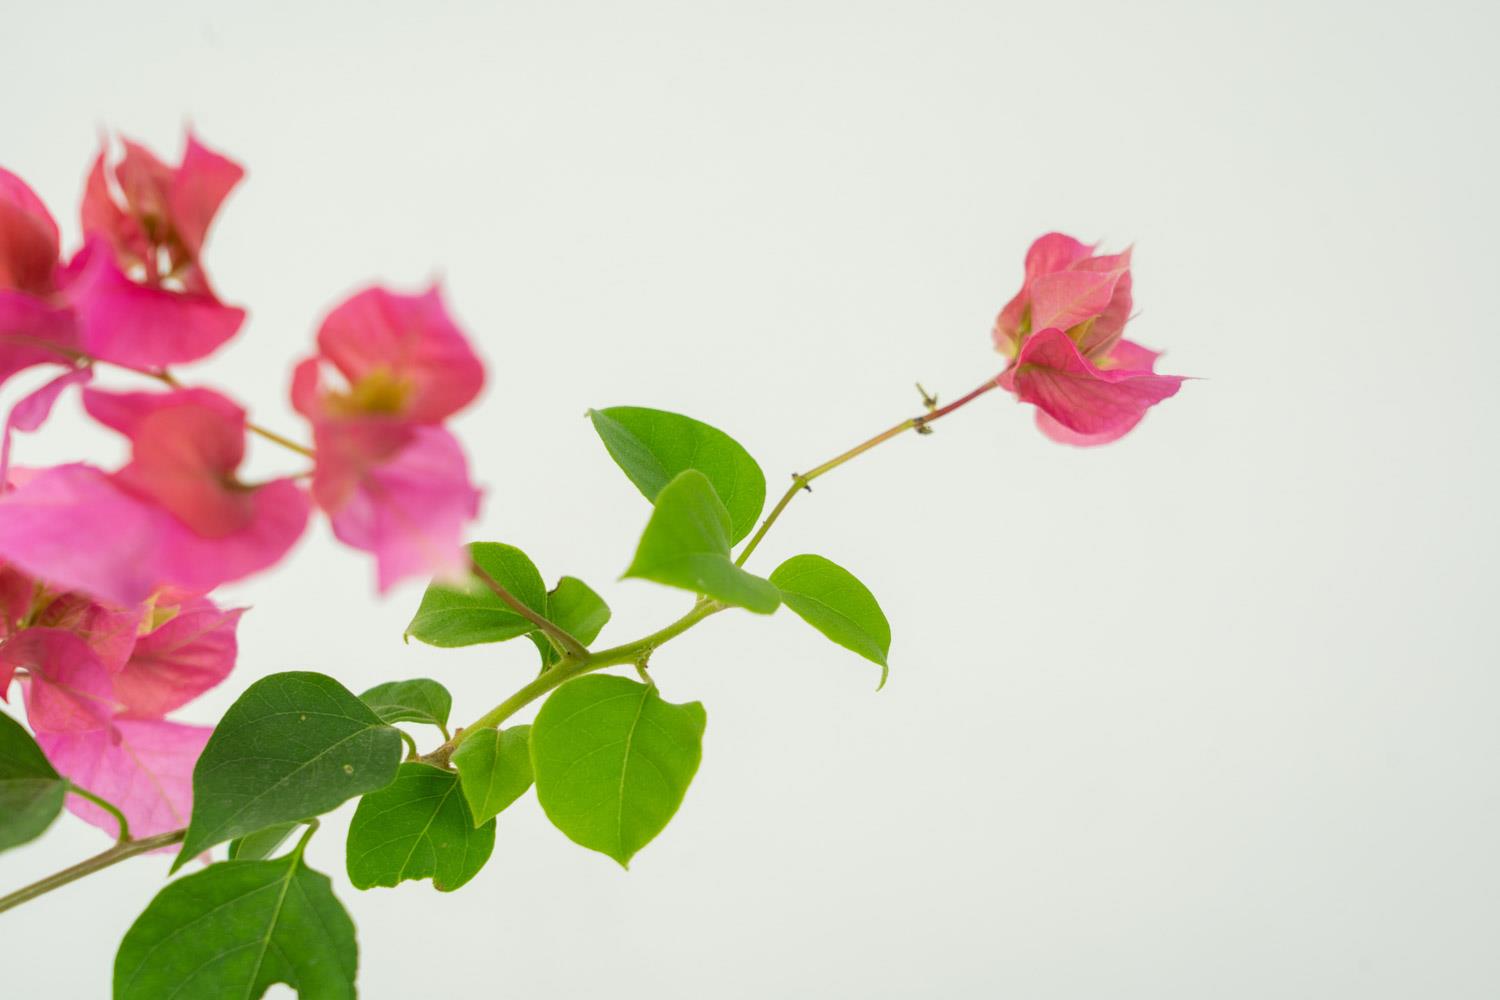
[[0, 131, 1186, 997]]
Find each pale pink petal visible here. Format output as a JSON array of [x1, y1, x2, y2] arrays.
[[1074, 268, 1133, 359], [80, 150, 149, 270], [1034, 409, 1141, 446], [114, 599, 241, 718], [326, 425, 480, 592], [169, 134, 244, 263], [29, 591, 145, 672], [1029, 269, 1124, 334], [7, 629, 117, 731], [0, 563, 33, 640], [63, 242, 243, 369], [307, 415, 414, 511], [0, 367, 91, 487], [38, 719, 210, 839], [1009, 327, 1184, 442], [315, 285, 484, 422], [84, 387, 252, 536], [0, 464, 309, 606], [1103, 338, 1162, 371], [0, 167, 61, 296], [0, 292, 77, 388], [1023, 233, 1095, 281]]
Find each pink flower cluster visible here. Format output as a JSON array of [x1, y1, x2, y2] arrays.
[[0, 572, 239, 837], [0, 131, 488, 837], [994, 233, 1184, 445]]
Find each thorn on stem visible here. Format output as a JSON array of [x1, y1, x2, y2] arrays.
[[916, 382, 938, 411]]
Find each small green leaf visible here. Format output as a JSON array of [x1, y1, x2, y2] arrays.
[[404, 542, 548, 647], [0, 710, 66, 852], [532, 675, 706, 867], [227, 822, 301, 861], [624, 470, 780, 614], [452, 726, 533, 824], [359, 678, 453, 732], [589, 406, 766, 544], [114, 852, 357, 999], [770, 554, 892, 688], [345, 762, 495, 891], [176, 672, 403, 868], [528, 576, 612, 667]]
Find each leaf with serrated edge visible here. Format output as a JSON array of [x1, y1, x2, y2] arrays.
[[114, 852, 357, 999], [531, 675, 706, 867], [452, 725, 533, 824], [405, 542, 547, 647], [770, 554, 892, 688], [529, 576, 611, 667], [359, 678, 452, 732], [589, 406, 766, 544], [345, 762, 495, 891], [0, 710, 67, 851], [175, 671, 402, 869], [624, 470, 779, 614]]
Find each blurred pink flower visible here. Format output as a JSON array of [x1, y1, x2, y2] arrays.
[[0, 582, 238, 838], [293, 285, 483, 590], [0, 388, 310, 605], [72, 132, 246, 368]]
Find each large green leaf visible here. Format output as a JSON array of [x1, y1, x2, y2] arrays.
[[452, 725, 533, 825], [176, 672, 403, 868], [359, 678, 452, 733], [0, 710, 66, 852], [624, 470, 780, 614], [345, 762, 495, 891], [404, 542, 548, 648], [528, 576, 611, 667], [589, 406, 766, 544], [115, 852, 357, 999], [770, 554, 892, 688], [532, 675, 706, 867]]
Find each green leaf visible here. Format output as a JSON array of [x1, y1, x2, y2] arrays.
[[0, 710, 66, 852], [528, 576, 612, 667], [589, 406, 766, 544], [532, 675, 706, 867], [452, 725, 533, 825], [404, 542, 548, 648], [115, 852, 357, 999], [359, 678, 453, 733], [345, 762, 495, 891], [770, 554, 892, 688], [176, 671, 403, 868], [227, 822, 301, 861], [623, 470, 780, 614]]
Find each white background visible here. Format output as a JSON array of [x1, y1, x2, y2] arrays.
[[3, 1, 1497, 997]]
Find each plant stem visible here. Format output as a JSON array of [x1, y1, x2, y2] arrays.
[[65, 783, 131, 843], [470, 560, 588, 659], [0, 829, 185, 915], [734, 374, 1002, 566], [425, 599, 724, 764]]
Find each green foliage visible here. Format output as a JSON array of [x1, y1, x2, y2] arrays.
[[452, 725, 534, 824], [0, 711, 66, 852], [770, 554, 892, 688], [177, 672, 403, 868], [227, 822, 301, 861], [529, 576, 611, 667], [531, 675, 706, 867], [624, 470, 780, 614], [405, 542, 548, 648], [115, 848, 357, 999], [589, 406, 766, 544], [345, 762, 495, 891], [359, 678, 453, 733]]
